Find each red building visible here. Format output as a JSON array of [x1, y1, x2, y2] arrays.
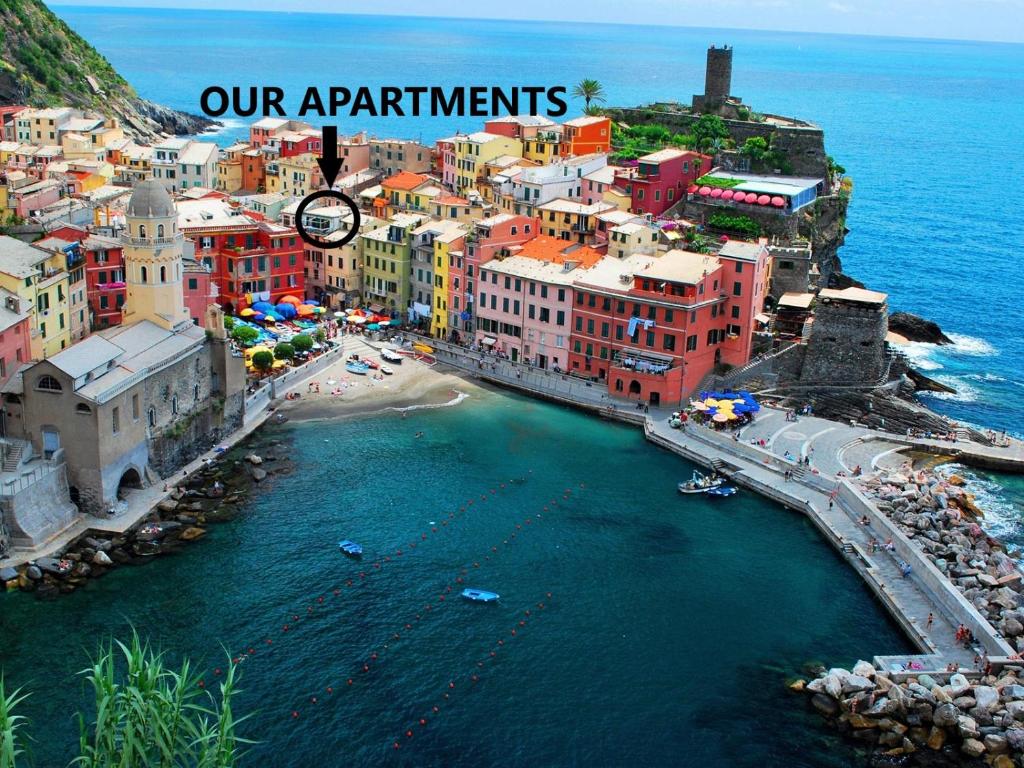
[[48, 224, 126, 330], [177, 200, 303, 313], [614, 149, 708, 217], [0, 291, 33, 384], [278, 131, 322, 158], [183, 257, 217, 324], [567, 240, 769, 407]]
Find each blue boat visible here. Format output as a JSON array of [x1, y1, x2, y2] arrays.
[[338, 540, 363, 557], [461, 588, 500, 603], [706, 486, 737, 498], [345, 361, 369, 375]]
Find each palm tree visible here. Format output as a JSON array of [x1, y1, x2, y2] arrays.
[[572, 79, 606, 109]]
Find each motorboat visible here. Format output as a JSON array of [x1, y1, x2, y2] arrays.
[[706, 486, 737, 498], [461, 588, 500, 603], [338, 540, 363, 557], [381, 348, 404, 363], [364, 358, 380, 370], [345, 361, 369, 375], [677, 470, 724, 494], [380, 365, 394, 375]]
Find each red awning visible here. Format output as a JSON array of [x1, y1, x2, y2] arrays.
[[771, 196, 786, 207], [710, 188, 723, 198], [757, 194, 771, 205], [687, 184, 699, 194], [698, 186, 712, 196], [721, 189, 735, 200], [744, 192, 758, 204]]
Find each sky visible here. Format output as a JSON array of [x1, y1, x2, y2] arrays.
[[44, 0, 1024, 44]]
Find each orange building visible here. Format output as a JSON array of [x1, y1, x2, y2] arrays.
[[241, 149, 266, 193], [560, 116, 612, 156]]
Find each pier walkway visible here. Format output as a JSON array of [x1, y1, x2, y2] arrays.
[[646, 414, 1007, 669]]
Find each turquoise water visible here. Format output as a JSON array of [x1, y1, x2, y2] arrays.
[[0, 392, 912, 765]]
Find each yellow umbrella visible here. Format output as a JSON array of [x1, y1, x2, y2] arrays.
[[239, 308, 256, 317], [272, 359, 289, 369]]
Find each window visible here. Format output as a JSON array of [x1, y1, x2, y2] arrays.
[[663, 334, 676, 351], [733, 281, 742, 297], [686, 334, 698, 352], [172, 395, 178, 415], [112, 406, 120, 435], [148, 407, 156, 427], [188, 278, 198, 290], [586, 319, 595, 335], [157, 224, 165, 238], [141, 266, 148, 283], [36, 375, 62, 392], [75, 403, 91, 414], [555, 310, 564, 326], [731, 305, 740, 319]]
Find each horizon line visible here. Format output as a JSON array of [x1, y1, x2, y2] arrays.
[[47, 2, 1024, 47]]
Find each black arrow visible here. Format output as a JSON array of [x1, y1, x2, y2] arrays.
[[316, 125, 341, 188]]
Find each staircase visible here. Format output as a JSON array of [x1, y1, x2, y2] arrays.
[[1, 440, 26, 473], [710, 457, 728, 476]]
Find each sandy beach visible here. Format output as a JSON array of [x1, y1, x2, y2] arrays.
[[278, 337, 481, 421]]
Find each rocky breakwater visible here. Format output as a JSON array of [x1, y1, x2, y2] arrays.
[[0, 438, 294, 600], [860, 467, 1024, 651], [795, 660, 1024, 765]]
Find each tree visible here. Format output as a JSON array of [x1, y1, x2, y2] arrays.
[[230, 325, 258, 346], [0, 632, 248, 767], [691, 114, 730, 152], [741, 136, 768, 161], [313, 328, 327, 344], [223, 316, 236, 331], [291, 333, 313, 353], [572, 79, 606, 109], [274, 343, 294, 360], [251, 350, 274, 374]]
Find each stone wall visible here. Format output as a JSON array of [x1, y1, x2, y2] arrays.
[[148, 397, 242, 479], [768, 245, 814, 299], [682, 198, 800, 241], [800, 300, 888, 385], [0, 463, 79, 549]]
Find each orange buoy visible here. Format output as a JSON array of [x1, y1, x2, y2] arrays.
[[291, 711, 299, 719], [292, 615, 299, 621], [498, 640, 504, 646], [419, 718, 427, 726], [519, 621, 526, 627], [449, 681, 455, 689], [511, 630, 517, 636], [214, 668, 221, 675], [406, 730, 413, 738], [347, 678, 353, 686], [490, 651, 496, 657], [327, 687, 333, 694], [363, 664, 369, 672], [266, 639, 273, 645], [333, 589, 340, 596], [198, 680, 205, 688], [393, 742, 400, 750], [318, 596, 324, 603], [371, 653, 378, 660]]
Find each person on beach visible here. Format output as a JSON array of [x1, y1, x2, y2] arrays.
[[926, 613, 934, 629]]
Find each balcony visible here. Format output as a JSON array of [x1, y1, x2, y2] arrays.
[[612, 348, 674, 376]]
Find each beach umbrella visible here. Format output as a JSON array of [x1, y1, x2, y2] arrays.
[[345, 309, 356, 314], [272, 359, 288, 369], [302, 299, 320, 306], [687, 184, 698, 194], [334, 311, 345, 318], [348, 315, 366, 324], [312, 306, 325, 314], [280, 295, 302, 306], [275, 303, 297, 318], [710, 187, 723, 198], [712, 413, 729, 423], [757, 194, 771, 206], [264, 312, 282, 322], [252, 301, 274, 313], [296, 305, 315, 317], [719, 235, 729, 243], [253, 312, 265, 320], [744, 192, 758, 204], [698, 186, 712, 196], [239, 308, 256, 317], [366, 323, 380, 330], [721, 189, 735, 200], [771, 196, 786, 207]]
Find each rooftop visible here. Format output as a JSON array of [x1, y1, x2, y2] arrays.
[[777, 292, 816, 310], [639, 148, 694, 164], [512, 235, 603, 269], [563, 116, 608, 128], [718, 240, 765, 261], [818, 287, 888, 306], [0, 236, 49, 278], [382, 171, 430, 191], [537, 198, 615, 216], [488, 115, 555, 127], [634, 249, 721, 286]]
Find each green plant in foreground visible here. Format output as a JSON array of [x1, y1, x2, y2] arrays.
[[0, 632, 249, 767]]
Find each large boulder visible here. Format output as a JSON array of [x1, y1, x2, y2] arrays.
[[933, 703, 959, 728], [842, 675, 875, 695], [975, 686, 1000, 711], [961, 738, 986, 757], [1005, 727, 1024, 751], [811, 694, 839, 716], [947, 673, 971, 697], [852, 660, 876, 678], [92, 550, 113, 566]]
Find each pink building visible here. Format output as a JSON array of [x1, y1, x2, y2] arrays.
[[435, 136, 457, 191], [183, 256, 217, 325], [0, 291, 32, 385], [338, 132, 370, 176], [614, 149, 708, 217], [9, 178, 62, 218], [475, 235, 602, 368], [483, 115, 557, 140]]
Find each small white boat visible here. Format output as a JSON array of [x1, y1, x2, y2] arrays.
[[381, 348, 404, 363], [380, 365, 394, 375], [461, 588, 500, 603], [677, 470, 724, 494]]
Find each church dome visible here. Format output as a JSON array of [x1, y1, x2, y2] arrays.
[[127, 179, 174, 219]]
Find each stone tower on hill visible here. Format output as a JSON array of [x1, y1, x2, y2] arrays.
[[692, 45, 739, 115], [799, 288, 890, 386], [120, 179, 192, 331]]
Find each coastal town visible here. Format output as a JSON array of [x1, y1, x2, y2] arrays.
[[1, 42, 1024, 765]]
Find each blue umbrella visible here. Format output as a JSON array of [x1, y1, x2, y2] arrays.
[[302, 299, 320, 306], [253, 301, 275, 312], [275, 303, 297, 319], [253, 312, 266, 320], [265, 311, 283, 322]]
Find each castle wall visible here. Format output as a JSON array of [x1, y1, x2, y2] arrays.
[[799, 301, 888, 385]]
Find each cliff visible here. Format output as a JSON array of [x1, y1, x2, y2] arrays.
[[0, 0, 216, 138]]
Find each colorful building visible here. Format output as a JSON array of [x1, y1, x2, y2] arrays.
[[536, 198, 616, 244], [49, 224, 126, 330], [614, 149, 708, 217], [380, 171, 440, 215], [559, 116, 612, 156], [453, 132, 523, 198], [475, 235, 602, 368], [567, 242, 769, 406], [249, 118, 314, 149], [369, 139, 432, 179], [0, 235, 74, 358], [0, 289, 32, 386], [429, 222, 468, 339], [360, 213, 425, 314]]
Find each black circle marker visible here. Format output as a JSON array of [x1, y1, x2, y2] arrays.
[[294, 190, 362, 249]]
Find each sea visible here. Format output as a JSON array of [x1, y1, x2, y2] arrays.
[[5, 7, 1023, 764]]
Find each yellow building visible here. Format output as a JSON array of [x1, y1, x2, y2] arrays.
[[522, 127, 563, 163], [453, 132, 522, 198], [0, 235, 73, 358], [536, 199, 616, 245], [0, 141, 18, 166], [429, 223, 468, 339], [216, 143, 249, 193], [61, 132, 105, 161], [0, 183, 10, 224], [277, 154, 320, 197], [380, 171, 442, 216]]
